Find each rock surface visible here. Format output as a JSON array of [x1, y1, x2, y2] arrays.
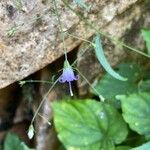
[[0, 0, 140, 89]]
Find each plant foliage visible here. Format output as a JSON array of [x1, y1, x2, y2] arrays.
[[120, 92, 150, 135], [4, 133, 34, 150], [94, 34, 127, 81], [52, 100, 128, 150], [141, 29, 150, 55], [92, 63, 142, 101]]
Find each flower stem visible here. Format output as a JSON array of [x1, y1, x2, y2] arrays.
[[75, 68, 104, 101], [62, 0, 150, 58], [38, 113, 51, 125], [71, 43, 93, 67], [66, 32, 93, 44], [30, 78, 59, 125], [53, 0, 68, 60], [20, 79, 53, 85]]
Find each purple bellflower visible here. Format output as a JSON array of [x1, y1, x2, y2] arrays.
[[59, 60, 78, 96]]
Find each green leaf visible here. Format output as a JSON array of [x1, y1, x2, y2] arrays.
[[92, 63, 142, 102], [94, 34, 127, 81], [52, 100, 128, 150], [116, 146, 131, 150], [4, 133, 34, 150], [130, 142, 150, 150], [141, 29, 150, 55], [143, 70, 150, 80], [120, 92, 150, 135], [139, 80, 150, 92]]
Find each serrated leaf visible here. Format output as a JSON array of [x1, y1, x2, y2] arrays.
[[52, 100, 128, 150], [94, 34, 127, 81], [92, 63, 142, 103], [130, 142, 150, 150], [4, 133, 34, 150], [141, 29, 150, 55], [120, 92, 150, 135]]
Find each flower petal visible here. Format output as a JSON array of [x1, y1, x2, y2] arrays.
[[59, 61, 79, 83], [59, 76, 66, 83]]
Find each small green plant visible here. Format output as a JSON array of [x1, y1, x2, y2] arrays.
[[16, 0, 150, 149], [51, 62, 150, 150], [6, 27, 17, 37]]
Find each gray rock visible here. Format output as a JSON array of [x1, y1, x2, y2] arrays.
[[0, 0, 142, 89]]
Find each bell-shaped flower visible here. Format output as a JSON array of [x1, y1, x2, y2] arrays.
[[59, 60, 78, 96]]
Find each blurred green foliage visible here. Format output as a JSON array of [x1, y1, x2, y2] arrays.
[[4, 133, 34, 150]]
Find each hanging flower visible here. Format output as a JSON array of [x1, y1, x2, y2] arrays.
[[59, 60, 78, 96]]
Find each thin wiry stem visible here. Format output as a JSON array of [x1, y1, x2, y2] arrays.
[[75, 68, 105, 101], [61, 0, 150, 58], [71, 43, 93, 67], [66, 32, 93, 44], [21, 80, 53, 84], [30, 78, 59, 125], [53, 0, 68, 60], [38, 113, 51, 125]]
